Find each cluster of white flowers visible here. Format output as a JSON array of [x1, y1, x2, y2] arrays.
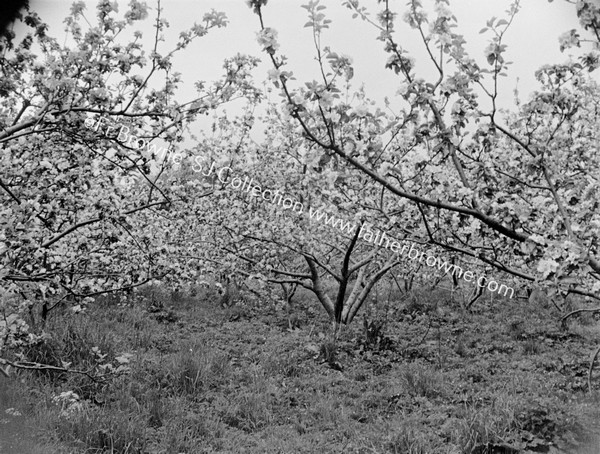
[[4, 407, 22, 417], [256, 28, 280, 54], [52, 390, 85, 418]]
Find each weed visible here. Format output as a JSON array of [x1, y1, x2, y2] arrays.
[[451, 398, 518, 453], [507, 318, 526, 340], [516, 401, 566, 440], [159, 403, 225, 453], [146, 389, 165, 428], [454, 334, 467, 357], [320, 339, 337, 365], [354, 370, 369, 382], [262, 354, 303, 378], [522, 338, 540, 355], [385, 427, 429, 454], [401, 362, 444, 398], [220, 392, 274, 432], [168, 344, 230, 395], [307, 393, 349, 429]]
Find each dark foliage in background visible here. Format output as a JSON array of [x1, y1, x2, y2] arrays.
[[0, 0, 29, 36]]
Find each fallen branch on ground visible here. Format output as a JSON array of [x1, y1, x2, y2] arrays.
[[560, 307, 600, 329], [0, 357, 114, 382]]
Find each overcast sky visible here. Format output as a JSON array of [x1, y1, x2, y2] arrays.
[[27, 0, 592, 126]]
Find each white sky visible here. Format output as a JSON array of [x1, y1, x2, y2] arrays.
[[28, 0, 591, 123]]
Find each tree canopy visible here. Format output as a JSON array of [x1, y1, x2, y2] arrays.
[[1, 0, 600, 367]]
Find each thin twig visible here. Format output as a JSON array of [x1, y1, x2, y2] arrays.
[[588, 345, 600, 393], [0, 358, 108, 382], [561, 307, 600, 329]]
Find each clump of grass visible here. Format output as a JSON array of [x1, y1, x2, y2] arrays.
[[306, 393, 350, 430], [167, 343, 231, 396], [404, 292, 430, 315], [385, 426, 429, 454], [36, 355, 230, 453], [363, 418, 443, 454], [158, 400, 226, 452], [401, 362, 445, 398], [24, 318, 113, 372], [454, 334, 468, 357], [48, 404, 148, 453], [262, 353, 303, 378], [102, 304, 160, 350], [320, 339, 337, 365], [522, 338, 540, 355], [506, 318, 526, 340], [353, 370, 369, 382], [450, 398, 518, 453], [21, 312, 122, 401], [219, 392, 274, 432]]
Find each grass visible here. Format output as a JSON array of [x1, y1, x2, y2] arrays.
[[3, 282, 600, 453]]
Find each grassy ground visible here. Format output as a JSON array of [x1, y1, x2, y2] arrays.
[[4, 283, 600, 453]]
